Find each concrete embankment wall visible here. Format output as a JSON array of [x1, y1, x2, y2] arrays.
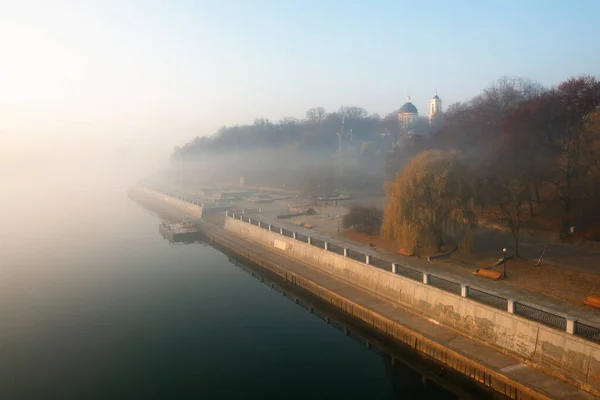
[[133, 186, 203, 219], [224, 216, 600, 394]]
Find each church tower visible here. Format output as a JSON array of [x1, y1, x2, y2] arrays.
[[429, 92, 442, 123]]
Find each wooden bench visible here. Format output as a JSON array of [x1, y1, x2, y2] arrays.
[[584, 296, 600, 309], [474, 269, 502, 280]]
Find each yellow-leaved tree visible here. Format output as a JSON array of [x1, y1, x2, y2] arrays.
[[382, 150, 476, 254]]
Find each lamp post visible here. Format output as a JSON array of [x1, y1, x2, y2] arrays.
[[337, 214, 340, 233], [502, 248, 507, 278]]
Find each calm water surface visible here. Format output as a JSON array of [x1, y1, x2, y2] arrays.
[[0, 170, 460, 399]]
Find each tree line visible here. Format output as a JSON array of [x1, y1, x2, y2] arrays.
[[171, 74, 600, 256], [172, 106, 401, 158], [383, 76, 600, 256]]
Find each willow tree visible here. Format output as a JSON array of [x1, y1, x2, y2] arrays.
[[382, 150, 476, 254]]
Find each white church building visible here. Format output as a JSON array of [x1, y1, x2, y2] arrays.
[[397, 93, 443, 127]]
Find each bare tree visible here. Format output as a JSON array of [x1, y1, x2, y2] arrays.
[[303, 165, 336, 205], [305, 107, 327, 123], [546, 76, 600, 228], [343, 206, 382, 235], [338, 106, 369, 120]]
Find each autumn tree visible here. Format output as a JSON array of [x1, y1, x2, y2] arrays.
[[483, 94, 558, 256], [547, 76, 600, 228], [382, 150, 476, 254], [579, 109, 600, 224], [486, 145, 531, 257]]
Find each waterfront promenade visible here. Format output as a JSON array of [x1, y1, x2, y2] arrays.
[[131, 185, 600, 398], [198, 218, 594, 399], [250, 215, 600, 327]]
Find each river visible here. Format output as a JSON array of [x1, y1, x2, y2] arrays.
[[0, 166, 481, 399]]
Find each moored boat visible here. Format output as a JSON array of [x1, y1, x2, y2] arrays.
[[159, 218, 201, 243]]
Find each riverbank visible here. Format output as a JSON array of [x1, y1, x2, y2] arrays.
[[220, 248, 497, 399], [131, 185, 597, 399]]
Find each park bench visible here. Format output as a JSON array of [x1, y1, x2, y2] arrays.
[[397, 248, 414, 256], [584, 296, 600, 309], [474, 268, 501, 280]]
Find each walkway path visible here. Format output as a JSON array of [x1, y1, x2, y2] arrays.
[[200, 219, 596, 400], [158, 183, 600, 323], [253, 215, 600, 327]]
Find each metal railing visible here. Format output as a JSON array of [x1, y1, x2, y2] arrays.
[[369, 257, 392, 271], [394, 264, 423, 282], [515, 303, 567, 330], [281, 228, 294, 238], [468, 288, 508, 311], [326, 243, 345, 256], [429, 275, 462, 295], [269, 224, 279, 232], [295, 233, 309, 243], [310, 238, 325, 248], [228, 214, 600, 342], [345, 248, 366, 263], [576, 322, 600, 342]]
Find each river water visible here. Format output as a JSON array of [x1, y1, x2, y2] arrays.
[[0, 167, 476, 399]]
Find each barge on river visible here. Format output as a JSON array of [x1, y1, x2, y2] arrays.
[[159, 218, 202, 243]]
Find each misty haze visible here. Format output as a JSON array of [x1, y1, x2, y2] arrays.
[[2, 1, 600, 399]]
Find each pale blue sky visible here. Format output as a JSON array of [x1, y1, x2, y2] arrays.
[[1, 0, 599, 160]]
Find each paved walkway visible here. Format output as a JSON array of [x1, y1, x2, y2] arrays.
[[201, 219, 596, 400], [150, 184, 600, 325], [462, 227, 600, 276], [254, 215, 600, 327]]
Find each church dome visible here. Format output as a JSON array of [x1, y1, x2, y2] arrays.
[[398, 97, 418, 114]]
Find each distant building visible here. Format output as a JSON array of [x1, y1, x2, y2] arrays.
[[397, 96, 419, 126], [429, 92, 442, 124], [397, 92, 443, 134]]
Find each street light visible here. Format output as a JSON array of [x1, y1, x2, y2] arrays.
[[502, 248, 507, 278], [337, 214, 340, 233]]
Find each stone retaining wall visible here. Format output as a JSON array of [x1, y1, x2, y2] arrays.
[[225, 216, 600, 394], [134, 186, 203, 219]]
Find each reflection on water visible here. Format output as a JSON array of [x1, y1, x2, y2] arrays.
[[0, 169, 482, 399], [224, 255, 497, 400]]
